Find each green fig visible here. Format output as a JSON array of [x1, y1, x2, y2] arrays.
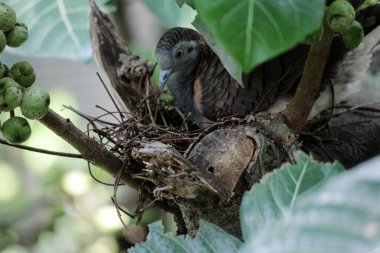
[[341, 21, 364, 49], [1, 116, 31, 143], [326, 0, 355, 34], [11, 61, 36, 87], [0, 77, 18, 93], [6, 22, 28, 47], [1, 85, 22, 111], [0, 3, 16, 32], [21, 85, 50, 120]]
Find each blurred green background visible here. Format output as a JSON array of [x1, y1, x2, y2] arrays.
[[0, 0, 194, 252]]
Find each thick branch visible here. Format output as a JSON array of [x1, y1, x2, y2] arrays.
[[282, 26, 334, 132], [39, 109, 139, 189]]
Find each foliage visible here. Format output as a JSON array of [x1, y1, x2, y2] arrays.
[[191, 0, 325, 73], [240, 153, 344, 240], [132, 153, 380, 252], [130, 221, 242, 253], [1, 0, 379, 252], [1, 0, 110, 60], [141, 0, 195, 29]]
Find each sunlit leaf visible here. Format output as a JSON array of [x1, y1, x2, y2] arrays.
[[242, 156, 380, 253], [240, 153, 344, 241]]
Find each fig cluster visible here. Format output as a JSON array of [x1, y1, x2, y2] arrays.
[[0, 3, 50, 144], [326, 0, 365, 49], [0, 3, 28, 52]]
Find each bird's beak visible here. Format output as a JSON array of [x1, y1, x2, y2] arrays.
[[159, 69, 172, 94]]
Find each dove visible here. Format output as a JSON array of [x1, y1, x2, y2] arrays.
[[155, 4, 380, 127]]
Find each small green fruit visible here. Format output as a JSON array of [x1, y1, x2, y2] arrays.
[[1, 85, 22, 111], [21, 85, 50, 120], [0, 3, 16, 32], [326, 0, 355, 34], [6, 22, 28, 48], [0, 77, 18, 93], [11, 61, 36, 87], [302, 23, 324, 45], [341, 21, 364, 49], [1, 116, 31, 143], [0, 30, 6, 52]]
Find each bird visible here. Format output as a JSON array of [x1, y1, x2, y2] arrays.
[[155, 5, 380, 128]]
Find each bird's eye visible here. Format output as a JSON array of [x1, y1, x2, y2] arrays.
[[187, 47, 193, 53], [175, 49, 184, 58]]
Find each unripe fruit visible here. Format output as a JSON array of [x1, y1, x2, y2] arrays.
[[0, 3, 16, 32], [341, 21, 364, 49], [1, 116, 31, 143], [21, 85, 50, 119], [0, 30, 6, 52], [302, 24, 324, 45], [6, 22, 28, 48], [0, 77, 18, 93], [326, 0, 355, 34], [1, 85, 22, 111], [11, 61, 36, 87]]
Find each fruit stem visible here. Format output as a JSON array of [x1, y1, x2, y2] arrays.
[[282, 23, 335, 133]]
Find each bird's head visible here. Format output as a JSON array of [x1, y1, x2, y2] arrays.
[[155, 27, 203, 93]]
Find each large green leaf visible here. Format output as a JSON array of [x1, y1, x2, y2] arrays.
[[3, 0, 109, 60], [240, 153, 344, 241], [142, 0, 196, 29], [242, 156, 380, 253], [192, 0, 325, 72], [130, 220, 242, 253]]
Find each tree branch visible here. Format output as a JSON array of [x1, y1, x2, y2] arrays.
[[282, 25, 335, 132], [39, 109, 139, 189]]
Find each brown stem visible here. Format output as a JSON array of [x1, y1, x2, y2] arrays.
[[282, 26, 334, 133], [39, 109, 139, 189]]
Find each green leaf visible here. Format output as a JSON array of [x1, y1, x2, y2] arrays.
[[3, 0, 109, 61], [240, 152, 344, 241], [130, 220, 242, 253], [142, 0, 196, 29], [193, 17, 243, 86], [242, 156, 380, 253], [192, 0, 325, 72]]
